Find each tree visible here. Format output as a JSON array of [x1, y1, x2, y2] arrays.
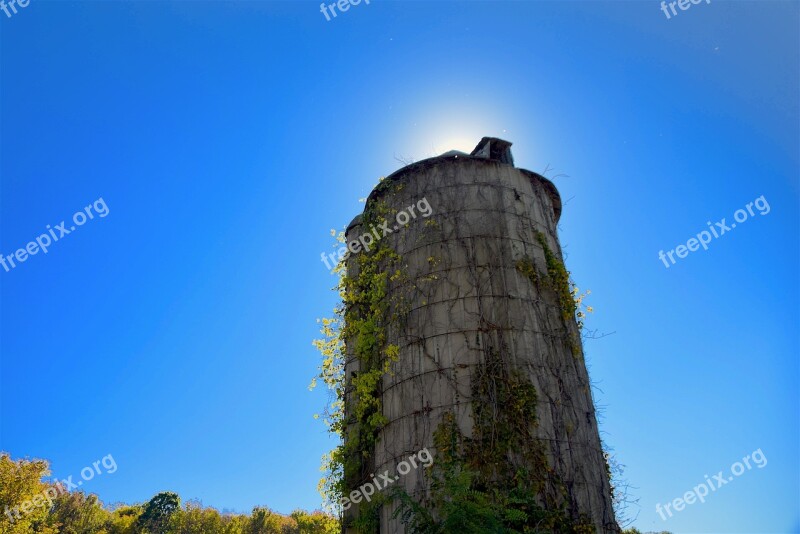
[[290, 510, 339, 534], [106, 506, 142, 534], [46, 491, 109, 533], [137, 492, 180, 533], [1, 453, 339, 534], [245, 507, 295, 534], [0, 453, 59, 534], [168, 501, 225, 533]]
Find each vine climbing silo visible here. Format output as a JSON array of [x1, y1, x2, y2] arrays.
[[340, 137, 619, 533]]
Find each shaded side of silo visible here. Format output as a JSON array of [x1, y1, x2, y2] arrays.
[[342, 138, 619, 534]]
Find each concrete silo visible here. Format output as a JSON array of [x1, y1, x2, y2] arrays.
[[341, 138, 618, 533]]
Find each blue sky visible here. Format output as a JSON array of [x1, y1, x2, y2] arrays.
[[1, 1, 797, 532]]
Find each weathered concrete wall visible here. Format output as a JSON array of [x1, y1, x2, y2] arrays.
[[344, 148, 618, 533]]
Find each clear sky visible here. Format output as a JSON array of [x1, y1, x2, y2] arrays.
[[1, 1, 798, 532]]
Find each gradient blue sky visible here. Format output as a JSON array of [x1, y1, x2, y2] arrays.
[[1, 1, 798, 532]]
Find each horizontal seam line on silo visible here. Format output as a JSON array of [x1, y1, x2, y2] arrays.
[[379, 360, 590, 389], [374, 419, 608, 455], [401, 293, 568, 316], [341, 325, 577, 367], [341, 327, 579, 369], [378, 397, 597, 424]]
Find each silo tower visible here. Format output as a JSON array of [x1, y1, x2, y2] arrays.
[[341, 138, 619, 533]]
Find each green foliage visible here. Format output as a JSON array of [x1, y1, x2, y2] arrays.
[[245, 506, 296, 534], [515, 257, 539, 287], [349, 493, 390, 534], [0, 453, 58, 534], [168, 501, 225, 533], [534, 231, 575, 323], [516, 240, 593, 334], [289, 510, 339, 534], [522, 233, 594, 357], [0, 453, 339, 534], [391, 356, 597, 534], [536, 232, 575, 321], [469, 356, 545, 485], [312, 192, 409, 515], [137, 492, 181, 533], [391, 464, 504, 534], [47, 492, 109, 533], [107, 505, 142, 534]]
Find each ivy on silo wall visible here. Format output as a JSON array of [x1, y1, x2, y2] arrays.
[[313, 184, 413, 527]]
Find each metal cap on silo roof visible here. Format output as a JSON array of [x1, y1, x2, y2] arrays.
[[470, 136, 514, 165]]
